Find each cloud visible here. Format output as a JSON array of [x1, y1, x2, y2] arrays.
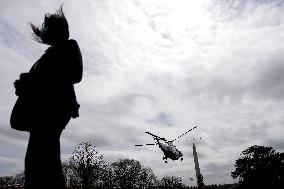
[[1, 0, 284, 186], [0, 156, 23, 177], [146, 112, 174, 127]]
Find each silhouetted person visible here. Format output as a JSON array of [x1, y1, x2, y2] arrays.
[[13, 6, 82, 189]]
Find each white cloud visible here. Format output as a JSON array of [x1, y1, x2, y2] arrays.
[[1, 0, 284, 186]]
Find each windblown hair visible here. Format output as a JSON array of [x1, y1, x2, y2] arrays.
[[30, 5, 69, 45]]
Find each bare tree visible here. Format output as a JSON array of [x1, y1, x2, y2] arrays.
[[111, 159, 142, 188], [0, 171, 25, 188], [13, 171, 25, 188], [159, 175, 186, 189], [63, 141, 108, 189], [0, 176, 14, 188], [110, 159, 158, 189], [60, 142, 189, 189], [99, 164, 116, 189], [138, 167, 158, 189]]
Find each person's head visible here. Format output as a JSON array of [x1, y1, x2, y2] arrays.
[[30, 5, 69, 45]]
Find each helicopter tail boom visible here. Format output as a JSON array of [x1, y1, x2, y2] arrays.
[[145, 132, 166, 141]]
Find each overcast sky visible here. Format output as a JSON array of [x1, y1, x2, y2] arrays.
[[1, 0, 284, 186]]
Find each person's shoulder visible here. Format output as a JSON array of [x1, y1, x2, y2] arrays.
[[67, 39, 79, 46], [63, 39, 80, 52]]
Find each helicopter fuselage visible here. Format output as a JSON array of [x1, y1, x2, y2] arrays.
[[157, 140, 183, 161]]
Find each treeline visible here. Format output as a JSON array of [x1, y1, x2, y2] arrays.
[[0, 141, 189, 189], [1, 142, 283, 189], [62, 141, 188, 189], [0, 172, 24, 189]]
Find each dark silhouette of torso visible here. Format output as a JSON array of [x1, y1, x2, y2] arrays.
[[29, 39, 82, 125], [24, 39, 82, 189]]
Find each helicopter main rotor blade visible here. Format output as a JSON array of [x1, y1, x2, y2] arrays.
[[170, 126, 198, 143], [135, 144, 143, 146], [145, 132, 166, 141]]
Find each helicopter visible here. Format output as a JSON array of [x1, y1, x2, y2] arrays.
[[135, 126, 197, 163]]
